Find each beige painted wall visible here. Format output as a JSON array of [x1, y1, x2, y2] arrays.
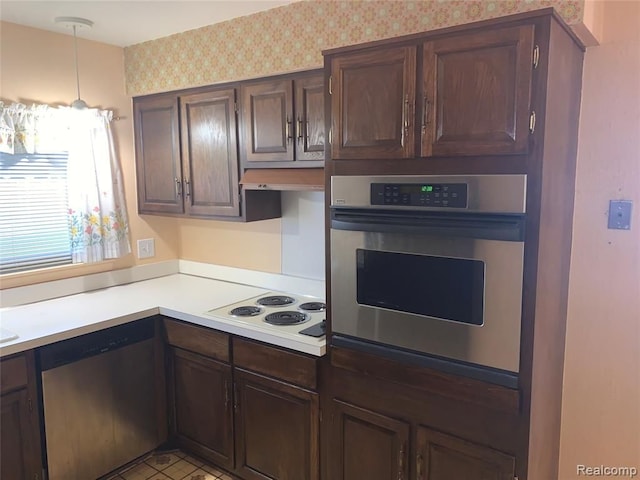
[[177, 217, 281, 273], [559, 1, 640, 477], [0, 21, 179, 288]]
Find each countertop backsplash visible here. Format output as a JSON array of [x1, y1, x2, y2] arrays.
[[281, 191, 325, 282]]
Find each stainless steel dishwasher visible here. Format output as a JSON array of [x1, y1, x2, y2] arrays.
[[39, 318, 164, 480]]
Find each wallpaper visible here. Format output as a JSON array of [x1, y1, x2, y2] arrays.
[[124, 0, 584, 96]]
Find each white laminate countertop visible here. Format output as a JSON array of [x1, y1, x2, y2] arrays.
[[0, 274, 327, 358]]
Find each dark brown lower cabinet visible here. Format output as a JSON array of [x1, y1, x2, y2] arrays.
[[327, 399, 410, 480], [234, 368, 320, 480], [0, 352, 43, 480], [170, 347, 234, 470], [416, 427, 515, 480], [326, 398, 516, 480]]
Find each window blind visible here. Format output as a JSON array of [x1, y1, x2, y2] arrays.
[[0, 152, 72, 273]]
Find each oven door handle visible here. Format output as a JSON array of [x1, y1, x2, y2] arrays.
[[330, 208, 525, 242]]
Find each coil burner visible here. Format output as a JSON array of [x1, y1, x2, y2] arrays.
[[264, 311, 309, 326]]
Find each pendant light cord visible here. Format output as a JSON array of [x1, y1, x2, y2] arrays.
[[72, 25, 81, 102]]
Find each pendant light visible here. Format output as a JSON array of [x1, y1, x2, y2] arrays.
[[54, 16, 94, 109]]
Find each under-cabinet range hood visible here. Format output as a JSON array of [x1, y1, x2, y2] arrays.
[[240, 168, 324, 191]]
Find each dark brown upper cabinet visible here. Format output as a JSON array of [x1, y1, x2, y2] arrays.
[[134, 93, 183, 215], [330, 46, 417, 160], [180, 89, 240, 217], [240, 71, 325, 168], [295, 75, 325, 162], [134, 87, 280, 221], [421, 25, 535, 157]]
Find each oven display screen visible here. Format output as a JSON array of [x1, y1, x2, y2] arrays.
[[370, 183, 467, 208], [356, 249, 484, 325]]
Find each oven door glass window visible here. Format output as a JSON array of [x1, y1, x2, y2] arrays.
[[356, 249, 485, 325]]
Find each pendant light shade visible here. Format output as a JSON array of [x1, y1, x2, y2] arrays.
[[55, 16, 94, 109]]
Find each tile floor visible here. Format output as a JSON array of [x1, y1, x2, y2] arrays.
[[106, 450, 239, 480]]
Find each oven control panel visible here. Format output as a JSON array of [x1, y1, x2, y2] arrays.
[[371, 183, 468, 208]]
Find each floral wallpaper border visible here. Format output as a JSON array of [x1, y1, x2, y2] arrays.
[[124, 0, 584, 96]]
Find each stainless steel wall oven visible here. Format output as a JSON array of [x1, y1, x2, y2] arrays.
[[330, 175, 527, 388]]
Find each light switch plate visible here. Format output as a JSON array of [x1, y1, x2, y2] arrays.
[[137, 238, 155, 258], [608, 200, 632, 230]]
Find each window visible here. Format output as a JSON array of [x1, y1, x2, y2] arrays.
[[0, 152, 73, 273], [0, 103, 131, 273]]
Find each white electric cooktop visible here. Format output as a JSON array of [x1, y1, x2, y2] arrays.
[[204, 292, 326, 340]]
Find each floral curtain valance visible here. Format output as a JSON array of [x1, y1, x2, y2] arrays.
[[0, 102, 131, 265]]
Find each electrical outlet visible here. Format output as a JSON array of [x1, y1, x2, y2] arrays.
[[137, 238, 155, 259], [608, 200, 633, 230]]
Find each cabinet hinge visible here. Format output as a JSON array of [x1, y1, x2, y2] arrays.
[[319, 409, 323, 423], [529, 111, 536, 134], [28, 397, 33, 413], [234, 102, 238, 114], [238, 193, 242, 206], [532, 45, 540, 69], [328, 75, 333, 95]]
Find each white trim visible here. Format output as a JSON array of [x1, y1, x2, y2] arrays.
[[178, 260, 325, 299], [0, 260, 179, 307], [0, 259, 327, 308]]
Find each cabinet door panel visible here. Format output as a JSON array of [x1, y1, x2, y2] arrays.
[[416, 427, 515, 480], [1, 352, 42, 480], [331, 46, 416, 159], [241, 80, 294, 162], [1, 389, 31, 480], [235, 369, 319, 480], [181, 88, 240, 217], [171, 348, 234, 469], [328, 399, 410, 480], [134, 95, 183, 214], [295, 75, 325, 161], [422, 25, 534, 156]]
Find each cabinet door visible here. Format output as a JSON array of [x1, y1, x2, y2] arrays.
[[1, 389, 39, 480], [330, 46, 416, 160], [416, 427, 515, 480], [170, 347, 234, 470], [421, 25, 535, 157], [234, 369, 319, 480], [328, 399, 410, 480], [133, 94, 183, 214], [181, 88, 240, 217], [294, 75, 325, 162], [241, 80, 294, 163]]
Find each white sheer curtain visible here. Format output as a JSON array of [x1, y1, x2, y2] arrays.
[[66, 108, 131, 263], [0, 102, 131, 264]]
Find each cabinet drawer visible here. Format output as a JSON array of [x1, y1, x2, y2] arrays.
[[0, 354, 28, 394], [233, 338, 317, 390], [164, 319, 230, 362]]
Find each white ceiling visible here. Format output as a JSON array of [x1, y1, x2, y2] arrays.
[[0, 0, 297, 47]]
